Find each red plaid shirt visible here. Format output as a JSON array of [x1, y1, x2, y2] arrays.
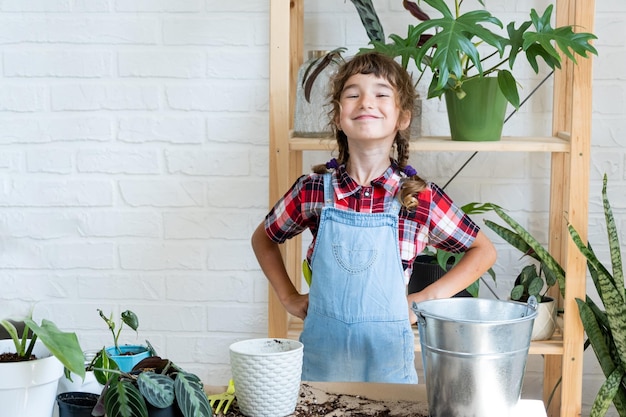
[[264, 163, 479, 283]]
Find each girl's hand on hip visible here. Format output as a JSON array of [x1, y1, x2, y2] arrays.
[[283, 293, 309, 320]]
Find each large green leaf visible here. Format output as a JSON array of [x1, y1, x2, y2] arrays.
[[105, 379, 149, 417], [137, 372, 175, 409], [174, 371, 213, 417], [24, 318, 86, 379], [409, 0, 505, 93], [522, 5, 597, 67]]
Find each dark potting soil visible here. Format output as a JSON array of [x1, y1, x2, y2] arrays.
[[219, 383, 428, 417]]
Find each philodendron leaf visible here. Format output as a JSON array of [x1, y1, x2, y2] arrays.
[[105, 379, 149, 417], [24, 318, 86, 379], [174, 371, 213, 417], [138, 372, 175, 409], [121, 310, 139, 332], [93, 347, 120, 385]]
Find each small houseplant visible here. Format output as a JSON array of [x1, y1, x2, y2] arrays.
[[480, 203, 566, 340], [361, 0, 597, 141], [98, 309, 152, 372], [92, 355, 213, 417], [409, 202, 497, 298], [568, 175, 626, 417], [0, 313, 86, 417]]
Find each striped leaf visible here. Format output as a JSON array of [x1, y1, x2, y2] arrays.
[[174, 371, 213, 417], [589, 367, 625, 417], [569, 224, 626, 367], [349, 0, 385, 42], [601, 175, 625, 301], [105, 379, 149, 417], [137, 372, 175, 409]]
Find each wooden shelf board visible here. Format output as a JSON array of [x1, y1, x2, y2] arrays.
[[286, 317, 564, 356], [289, 135, 571, 153]]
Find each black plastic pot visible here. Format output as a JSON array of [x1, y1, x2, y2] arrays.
[[148, 402, 184, 417], [408, 255, 472, 297], [57, 392, 99, 417]]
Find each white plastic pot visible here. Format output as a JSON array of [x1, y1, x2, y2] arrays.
[[0, 339, 64, 417]]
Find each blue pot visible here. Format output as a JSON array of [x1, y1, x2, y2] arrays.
[[105, 345, 151, 372]]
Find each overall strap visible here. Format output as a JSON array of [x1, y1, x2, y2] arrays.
[[323, 172, 334, 207]]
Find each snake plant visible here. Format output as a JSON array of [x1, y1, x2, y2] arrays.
[[569, 175, 626, 417]]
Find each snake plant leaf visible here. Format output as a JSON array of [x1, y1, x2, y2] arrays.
[[589, 367, 625, 417], [24, 318, 86, 379], [489, 205, 566, 298], [174, 371, 213, 417], [137, 372, 175, 409], [576, 299, 617, 379], [568, 177, 626, 368], [105, 379, 149, 417], [349, 0, 385, 43]]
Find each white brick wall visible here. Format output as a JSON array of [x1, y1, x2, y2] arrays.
[[0, 1, 623, 415]]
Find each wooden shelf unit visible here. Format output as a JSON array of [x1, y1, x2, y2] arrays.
[[268, 2, 595, 417]]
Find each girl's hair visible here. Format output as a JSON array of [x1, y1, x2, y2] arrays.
[[313, 51, 427, 210]]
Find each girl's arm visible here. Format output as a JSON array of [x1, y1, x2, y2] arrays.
[[251, 222, 309, 320], [407, 230, 496, 323]]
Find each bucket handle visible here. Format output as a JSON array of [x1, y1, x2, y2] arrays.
[[525, 295, 538, 316], [412, 301, 426, 327]]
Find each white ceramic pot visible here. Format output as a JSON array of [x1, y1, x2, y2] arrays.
[[531, 297, 558, 341], [230, 338, 303, 417], [0, 339, 64, 417]]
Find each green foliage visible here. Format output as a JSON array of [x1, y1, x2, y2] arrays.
[[349, 0, 384, 43], [174, 371, 213, 417], [483, 204, 566, 302], [362, 0, 597, 108], [98, 309, 140, 353], [105, 379, 149, 417], [419, 202, 498, 297], [570, 175, 626, 417], [97, 359, 212, 417], [91, 346, 120, 385], [0, 315, 85, 380], [137, 372, 175, 408]]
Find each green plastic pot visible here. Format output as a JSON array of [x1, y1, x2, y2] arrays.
[[444, 77, 507, 142]]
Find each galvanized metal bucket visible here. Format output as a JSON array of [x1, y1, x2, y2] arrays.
[[413, 297, 537, 417]]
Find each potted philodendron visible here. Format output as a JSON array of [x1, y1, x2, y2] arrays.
[[0, 313, 85, 417], [362, 0, 597, 141], [482, 203, 566, 341], [98, 309, 152, 372], [569, 175, 626, 417], [92, 355, 213, 417]]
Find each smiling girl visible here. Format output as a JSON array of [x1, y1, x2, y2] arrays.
[[251, 52, 496, 383]]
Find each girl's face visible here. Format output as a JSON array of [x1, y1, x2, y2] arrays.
[[336, 73, 410, 146]]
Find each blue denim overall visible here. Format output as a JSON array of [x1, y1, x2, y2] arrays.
[[300, 173, 418, 383]]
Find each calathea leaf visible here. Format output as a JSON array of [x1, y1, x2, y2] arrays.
[[174, 371, 213, 417], [105, 379, 148, 417], [137, 372, 175, 409]]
